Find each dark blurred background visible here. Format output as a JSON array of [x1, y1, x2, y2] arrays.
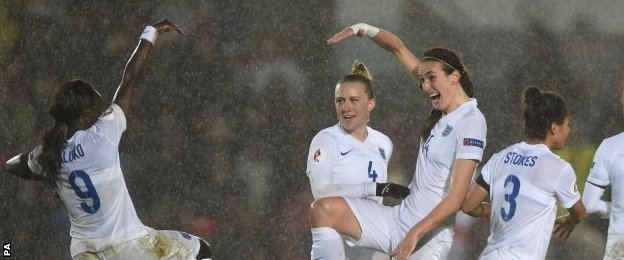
[[0, 1, 622, 259]]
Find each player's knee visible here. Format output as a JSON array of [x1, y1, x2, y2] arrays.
[[196, 238, 212, 260], [311, 197, 346, 226]]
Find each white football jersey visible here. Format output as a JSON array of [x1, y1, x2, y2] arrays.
[[29, 104, 147, 257], [586, 133, 624, 241], [397, 98, 487, 231], [480, 142, 580, 260], [306, 123, 392, 203]]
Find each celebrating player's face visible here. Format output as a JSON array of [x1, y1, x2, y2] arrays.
[[335, 81, 375, 138], [419, 61, 462, 114]]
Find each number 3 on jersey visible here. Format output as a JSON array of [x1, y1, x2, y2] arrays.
[[501, 174, 520, 221], [367, 161, 378, 182], [69, 170, 101, 213]]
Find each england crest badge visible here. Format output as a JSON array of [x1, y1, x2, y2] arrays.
[[442, 125, 453, 137]]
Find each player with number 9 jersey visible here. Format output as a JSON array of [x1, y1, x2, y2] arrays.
[[5, 20, 213, 259], [29, 103, 146, 255]]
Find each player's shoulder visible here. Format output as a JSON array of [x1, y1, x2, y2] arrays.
[[538, 149, 572, 171], [313, 124, 340, 139], [310, 124, 342, 147], [366, 126, 392, 145], [493, 143, 517, 157], [600, 132, 624, 149], [100, 103, 125, 121], [460, 99, 484, 116], [486, 143, 519, 163], [454, 100, 486, 126], [74, 104, 126, 146]]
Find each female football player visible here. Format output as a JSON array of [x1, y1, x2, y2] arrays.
[[311, 23, 487, 260], [582, 72, 624, 259], [462, 86, 586, 259], [5, 20, 212, 260], [307, 61, 409, 259]]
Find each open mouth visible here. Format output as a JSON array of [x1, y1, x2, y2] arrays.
[[429, 93, 441, 102]]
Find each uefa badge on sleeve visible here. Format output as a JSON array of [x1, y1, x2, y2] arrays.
[[313, 147, 325, 163]]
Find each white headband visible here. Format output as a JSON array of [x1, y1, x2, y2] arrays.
[[422, 56, 464, 73]]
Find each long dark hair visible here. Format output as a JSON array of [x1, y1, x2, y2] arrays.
[[338, 60, 374, 99], [419, 47, 474, 138], [40, 79, 101, 184], [522, 86, 568, 140]]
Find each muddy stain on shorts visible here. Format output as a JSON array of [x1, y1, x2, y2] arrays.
[[608, 238, 624, 259]]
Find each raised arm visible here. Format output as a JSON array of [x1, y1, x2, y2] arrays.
[[113, 19, 183, 114], [327, 23, 420, 81]]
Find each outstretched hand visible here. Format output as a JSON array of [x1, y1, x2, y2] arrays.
[[553, 214, 577, 239], [152, 19, 184, 36], [390, 229, 420, 260], [326, 27, 359, 46]]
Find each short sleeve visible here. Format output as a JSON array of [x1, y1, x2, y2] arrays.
[[306, 132, 337, 178], [586, 140, 610, 186], [479, 154, 496, 187], [455, 115, 487, 161], [92, 103, 127, 146], [555, 163, 582, 209]]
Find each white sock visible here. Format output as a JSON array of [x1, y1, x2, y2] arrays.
[[311, 227, 345, 260]]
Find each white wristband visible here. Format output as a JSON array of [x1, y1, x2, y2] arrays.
[[140, 26, 158, 44], [26, 146, 44, 176], [349, 23, 380, 38]]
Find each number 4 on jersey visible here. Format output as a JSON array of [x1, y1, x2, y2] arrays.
[[367, 161, 378, 182]]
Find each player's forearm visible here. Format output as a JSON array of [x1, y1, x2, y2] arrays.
[[414, 164, 475, 233], [370, 29, 407, 55], [113, 40, 153, 113], [5, 153, 29, 176], [5, 152, 47, 181], [568, 200, 587, 224], [411, 195, 463, 236], [461, 185, 489, 217], [582, 183, 611, 216], [371, 31, 419, 79], [462, 202, 483, 218], [310, 182, 376, 200]]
